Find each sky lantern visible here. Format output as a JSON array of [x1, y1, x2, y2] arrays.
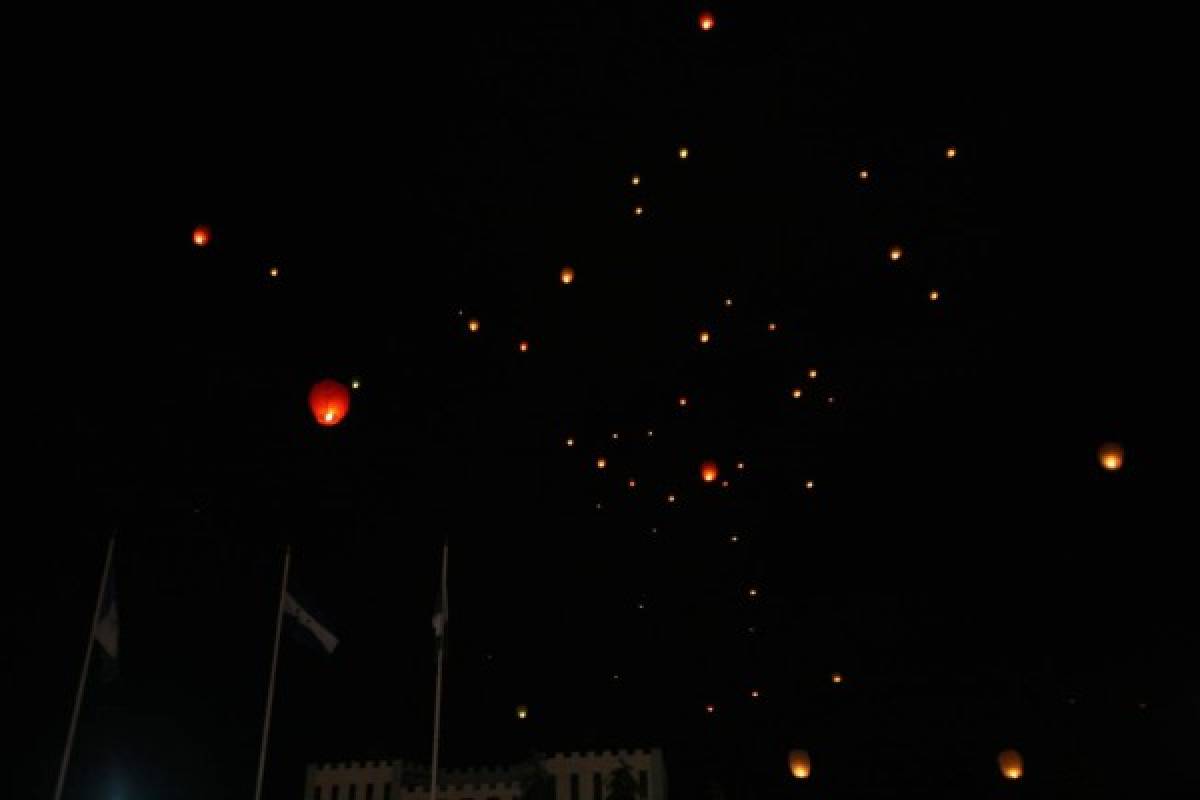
[[699, 330, 710, 344], [698, 11, 715, 30], [678, 146, 689, 159], [516, 704, 529, 720], [946, 146, 958, 159], [678, 396, 689, 407], [268, 266, 280, 278], [560, 266, 575, 285], [631, 174, 641, 186], [1097, 442, 1124, 471], [792, 388, 803, 399], [858, 169, 870, 181], [889, 245, 904, 262], [831, 671, 843, 684], [309, 379, 350, 427], [192, 224, 211, 247], [788, 750, 812, 779], [634, 205, 645, 216], [467, 318, 481, 333], [929, 289, 940, 302], [767, 321, 777, 332], [518, 340, 529, 352], [997, 749, 1023, 781], [701, 460, 719, 483], [596, 457, 607, 469]]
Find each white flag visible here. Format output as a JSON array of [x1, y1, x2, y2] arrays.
[[283, 592, 339, 654]]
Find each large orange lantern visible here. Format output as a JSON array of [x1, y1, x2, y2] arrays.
[[788, 749, 812, 779], [1097, 442, 1124, 471], [309, 379, 351, 427], [560, 266, 575, 285], [192, 224, 211, 247], [701, 461, 719, 483], [698, 11, 715, 30], [997, 749, 1023, 781]]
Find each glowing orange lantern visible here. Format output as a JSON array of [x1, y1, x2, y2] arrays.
[[889, 245, 904, 262], [596, 457, 607, 470], [698, 11, 715, 30], [560, 266, 575, 285], [831, 672, 843, 684], [631, 174, 641, 186], [516, 704, 529, 720], [1098, 442, 1124, 471], [929, 289, 940, 301], [788, 749, 812, 779], [518, 340, 529, 352], [467, 319, 481, 333], [997, 749, 1023, 781], [192, 225, 211, 247], [767, 322, 777, 332], [858, 169, 870, 181], [946, 146, 958, 159], [699, 330, 710, 343], [309, 379, 350, 427], [701, 461, 719, 483]]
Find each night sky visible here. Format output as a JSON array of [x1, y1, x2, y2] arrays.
[[13, 7, 1192, 799]]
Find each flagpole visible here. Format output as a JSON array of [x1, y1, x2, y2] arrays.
[[254, 545, 291, 800], [53, 536, 115, 800], [429, 540, 449, 800]]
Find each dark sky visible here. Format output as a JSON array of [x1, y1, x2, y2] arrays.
[[11, 6, 1191, 799]]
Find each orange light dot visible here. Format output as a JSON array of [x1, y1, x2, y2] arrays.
[[997, 749, 1023, 781], [889, 245, 904, 262], [1098, 442, 1124, 471], [191, 225, 211, 247], [701, 461, 719, 483], [596, 457, 607, 469], [518, 340, 529, 352], [792, 388, 803, 399], [699, 330, 710, 344], [560, 266, 575, 285], [634, 205, 644, 216], [467, 319, 480, 333], [698, 11, 715, 30], [831, 672, 843, 684], [929, 289, 940, 302], [808, 369, 818, 379], [946, 146, 957, 159], [805, 480, 814, 490], [678, 146, 689, 159], [858, 169, 870, 181], [268, 266, 280, 278], [767, 322, 777, 332], [678, 396, 688, 407], [631, 174, 641, 186]]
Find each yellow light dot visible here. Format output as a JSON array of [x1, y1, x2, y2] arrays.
[[516, 705, 528, 720], [946, 146, 957, 159], [859, 169, 870, 181], [468, 319, 480, 333], [889, 245, 904, 262], [631, 174, 641, 186], [634, 205, 644, 216], [792, 388, 803, 399], [268, 266, 280, 278], [805, 480, 814, 489], [808, 369, 818, 379], [832, 672, 844, 684], [350, 379, 361, 390], [699, 330, 710, 344], [565, 438, 574, 447], [560, 266, 575, 285], [596, 457, 607, 469], [679, 147, 689, 159], [929, 289, 940, 302]]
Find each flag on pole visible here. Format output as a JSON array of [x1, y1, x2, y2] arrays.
[[283, 592, 339, 654], [93, 565, 119, 679], [432, 543, 448, 644]]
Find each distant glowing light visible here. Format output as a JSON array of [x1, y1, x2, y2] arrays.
[[628, 479, 637, 488], [997, 749, 1023, 781], [467, 319, 481, 333], [929, 289, 940, 302], [788, 750, 812, 780], [736, 462, 745, 470], [612, 432, 620, 440], [678, 146, 689, 159], [831, 672, 843, 684], [565, 437, 575, 447], [721, 480, 729, 488], [631, 174, 641, 186], [698, 11, 715, 30], [268, 266, 280, 278], [309, 379, 351, 427], [516, 704, 529, 720], [518, 340, 529, 352], [946, 146, 958, 159], [808, 369, 818, 379], [701, 461, 719, 483], [858, 169, 870, 181], [747, 587, 759, 597], [634, 205, 644, 216], [1098, 442, 1124, 471], [350, 378, 361, 390], [826, 396, 835, 404], [792, 388, 803, 399], [729, 534, 739, 543], [889, 245, 904, 262], [805, 480, 814, 490], [678, 396, 688, 407], [647, 429, 654, 437], [192, 225, 211, 247], [750, 689, 760, 698], [705, 703, 716, 714], [561, 266, 575, 284], [699, 330, 710, 344], [667, 494, 676, 504], [767, 322, 777, 332], [596, 457, 607, 469], [724, 297, 733, 307]]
